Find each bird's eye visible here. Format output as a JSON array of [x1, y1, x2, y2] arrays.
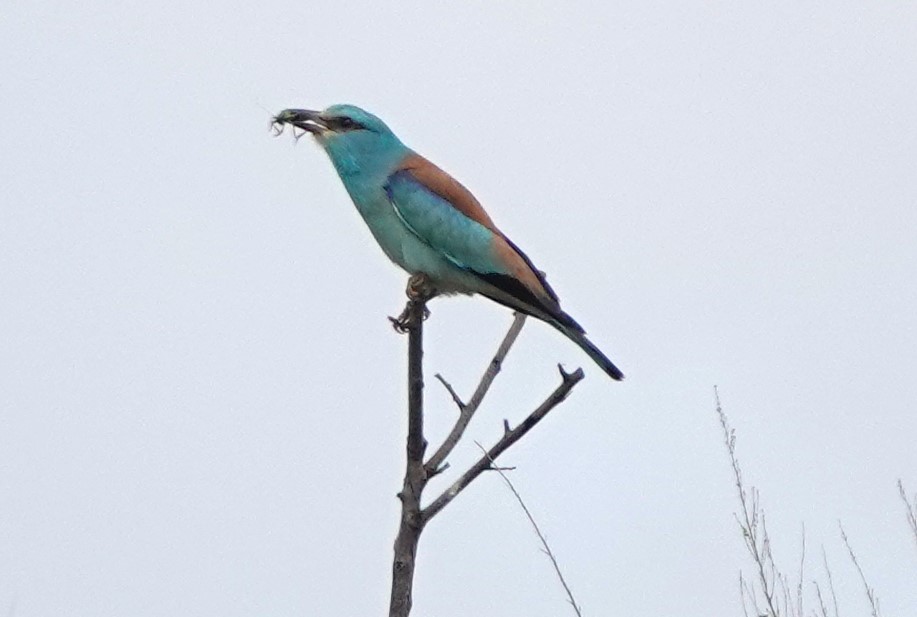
[[338, 117, 356, 130]]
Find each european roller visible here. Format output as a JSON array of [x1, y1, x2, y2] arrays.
[[273, 104, 624, 380]]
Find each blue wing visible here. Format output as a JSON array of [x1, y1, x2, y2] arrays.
[[384, 169, 505, 275]]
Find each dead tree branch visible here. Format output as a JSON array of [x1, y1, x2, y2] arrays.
[[425, 313, 527, 475], [422, 365, 585, 523], [475, 441, 583, 617], [388, 304, 585, 617], [389, 297, 429, 617]]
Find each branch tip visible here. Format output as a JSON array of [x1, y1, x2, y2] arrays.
[[427, 462, 450, 478], [557, 364, 584, 383], [422, 368, 587, 522], [434, 373, 466, 410], [488, 465, 516, 472], [424, 314, 528, 475]]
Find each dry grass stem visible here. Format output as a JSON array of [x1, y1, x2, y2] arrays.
[[474, 441, 583, 617], [716, 386, 781, 617], [898, 479, 917, 551], [839, 523, 881, 617]]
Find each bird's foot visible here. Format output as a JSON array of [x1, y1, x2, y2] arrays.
[[405, 273, 437, 302], [388, 274, 435, 333], [389, 302, 427, 333]]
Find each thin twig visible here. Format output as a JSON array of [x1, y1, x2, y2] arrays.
[[839, 522, 880, 617], [812, 580, 830, 617], [474, 441, 583, 617], [821, 546, 840, 617], [425, 313, 527, 474], [898, 479, 917, 552], [423, 365, 585, 522], [738, 572, 751, 617], [433, 373, 466, 410], [822, 547, 840, 617], [796, 525, 806, 617]]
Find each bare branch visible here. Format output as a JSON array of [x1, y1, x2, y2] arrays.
[[474, 441, 583, 617], [388, 293, 583, 616], [434, 373, 466, 410], [425, 313, 527, 474], [405, 306, 426, 463], [898, 479, 917, 551], [390, 297, 429, 617], [838, 522, 880, 617], [422, 365, 585, 522]]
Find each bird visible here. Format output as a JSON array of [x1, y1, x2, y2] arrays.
[[273, 104, 624, 380]]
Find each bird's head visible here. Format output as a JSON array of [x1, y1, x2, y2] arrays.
[[273, 104, 406, 176]]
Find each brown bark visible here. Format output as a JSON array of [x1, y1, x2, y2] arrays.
[[389, 298, 428, 617]]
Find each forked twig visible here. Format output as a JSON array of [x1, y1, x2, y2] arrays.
[[389, 302, 586, 617], [426, 313, 527, 475], [423, 365, 585, 522]]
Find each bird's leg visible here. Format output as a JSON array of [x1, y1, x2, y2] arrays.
[[406, 272, 437, 304], [406, 273, 436, 324], [389, 273, 436, 333]]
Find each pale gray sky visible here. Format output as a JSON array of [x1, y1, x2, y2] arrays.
[[2, 2, 916, 616]]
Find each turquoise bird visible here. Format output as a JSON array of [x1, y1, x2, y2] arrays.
[[273, 104, 624, 380]]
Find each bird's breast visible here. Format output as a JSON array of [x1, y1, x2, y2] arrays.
[[337, 175, 411, 257], [335, 173, 477, 292]]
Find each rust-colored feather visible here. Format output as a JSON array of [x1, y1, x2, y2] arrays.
[[397, 153, 499, 232], [396, 153, 561, 311]]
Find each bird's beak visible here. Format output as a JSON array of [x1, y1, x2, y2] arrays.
[[272, 109, 329, 135]]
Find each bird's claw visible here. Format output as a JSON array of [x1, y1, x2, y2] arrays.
[[388, 300, 430, 333], [389, 274, 435, 333]]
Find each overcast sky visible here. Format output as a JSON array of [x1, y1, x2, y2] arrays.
[[2, 2, 916, 616]]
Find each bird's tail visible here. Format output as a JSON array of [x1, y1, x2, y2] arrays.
[[476, 287, 624, 380], [551, 318, 625, 381]]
